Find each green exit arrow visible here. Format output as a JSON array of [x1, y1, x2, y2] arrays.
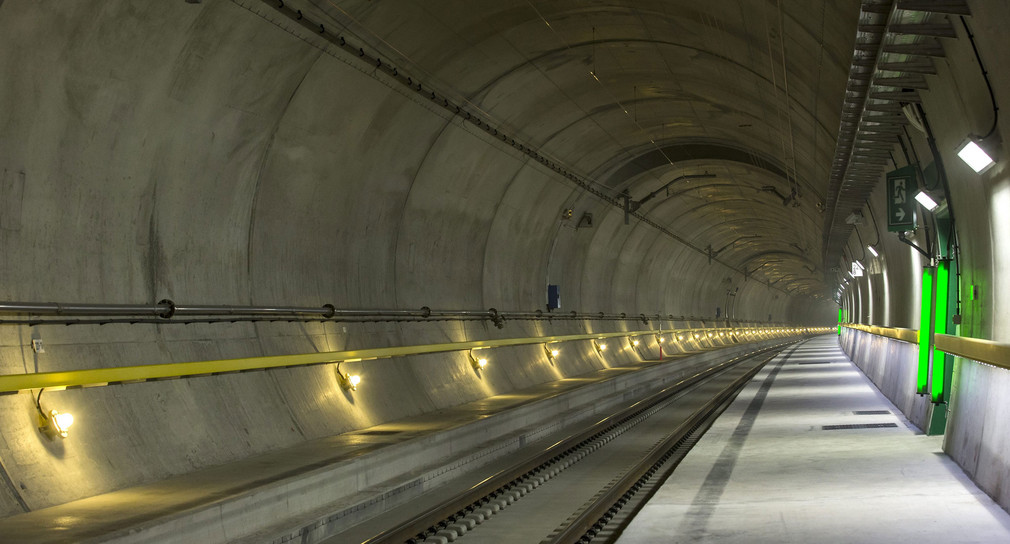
[[887, 166, 917, 232]]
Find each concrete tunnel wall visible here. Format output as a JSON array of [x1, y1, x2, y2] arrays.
[[837, 1, 1010, 513], [0, 2, 833, 516]]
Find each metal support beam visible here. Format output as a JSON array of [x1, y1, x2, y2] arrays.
[[896, 0, 970, 15]]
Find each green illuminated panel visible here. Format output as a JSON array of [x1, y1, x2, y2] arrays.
[[838, 308, 843, 335], [917, 267, 934, 395], [931, 262, 950, 402]]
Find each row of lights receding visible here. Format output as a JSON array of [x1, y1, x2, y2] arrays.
[[332, 327, 828, 392], [843, 140, 994, 282], [912, 141, 995, 213], [36, 327, 833, 439]]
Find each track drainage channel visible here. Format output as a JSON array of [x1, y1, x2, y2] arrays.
[[822, 423, 898, 430]]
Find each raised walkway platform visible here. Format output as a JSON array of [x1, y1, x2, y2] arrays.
[[618, 335, 1010, 543], [0, 338, 781, 544]]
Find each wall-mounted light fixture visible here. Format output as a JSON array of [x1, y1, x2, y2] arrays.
[[866, 245, 879, 258], [656, 334, 665, 343], [677, 334, 685, 341], [631, 338, 640, 347], [335, 363, 361, 391], [914, 190, 940, 212], [36, 389, 74, 439], [957, 140, 995, 173], [593, 339, 608, 354], [468, 349, 488, 370], [544, 344, 559, 362]]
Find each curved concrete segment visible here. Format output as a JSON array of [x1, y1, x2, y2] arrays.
[[1, 0, 1010, 540]]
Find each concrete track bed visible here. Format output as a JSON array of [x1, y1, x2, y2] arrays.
[[0, 340, 786, 544]]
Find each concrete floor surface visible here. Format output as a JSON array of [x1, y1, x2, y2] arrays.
[[618, 336, 1010, 544]]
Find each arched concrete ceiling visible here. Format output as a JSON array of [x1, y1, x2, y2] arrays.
[[302, 0, 860, 297]]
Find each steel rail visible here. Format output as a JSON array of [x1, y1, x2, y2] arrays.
[[360, 343, 792, 544], [553, 350, 778, 543], [0, 329, 820, 394]]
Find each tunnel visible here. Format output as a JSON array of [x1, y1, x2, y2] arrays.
[[1, 1, 1009, 542]]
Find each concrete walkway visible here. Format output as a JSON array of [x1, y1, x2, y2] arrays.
[[618, 335, 1010, 544]]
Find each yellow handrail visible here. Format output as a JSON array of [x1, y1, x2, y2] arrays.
[[841, 323, 918, 343], [841, 324, 1010, 370], [0, 326, 821, 393], [934, 334, 1010, 371]]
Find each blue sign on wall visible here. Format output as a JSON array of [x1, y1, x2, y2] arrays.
[[547, 284, 561, 310]]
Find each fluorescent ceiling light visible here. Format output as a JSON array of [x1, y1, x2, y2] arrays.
[[915, 191, 939, 212], [867, 245, 879, 257], [957, 141, 995, 173]]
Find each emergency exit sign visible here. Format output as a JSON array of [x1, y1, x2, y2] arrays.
[[886, 166, 917, 232]]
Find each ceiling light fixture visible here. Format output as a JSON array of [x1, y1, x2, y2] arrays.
[[957, 140, 995, 173], [914, 190, 940, 212], [866, 245, 879, 257]]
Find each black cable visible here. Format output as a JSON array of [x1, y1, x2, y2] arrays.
[[865, 201, 882, 247], [924, 221, 933, 261], [897, 130, 914, 167], [915, 103, 957, 261], [960, 17, 999, 140], [901, 127, 934, 191], [853, 224, 867, 261]]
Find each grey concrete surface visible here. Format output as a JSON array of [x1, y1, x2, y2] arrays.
[[842, 327, 1010, 517], [0, 0, 841, 520], [0, 0, 1009, 540], [841, 328, 931, 430], [0, 341, 786, 543], [618, 336, 1010, 544], [834, 0, 1010, 517]]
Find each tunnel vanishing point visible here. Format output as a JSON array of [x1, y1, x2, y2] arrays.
[[1, 1, 1009, 542]]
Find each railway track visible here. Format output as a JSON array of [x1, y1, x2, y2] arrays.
[[324, 342, 798, 544]]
